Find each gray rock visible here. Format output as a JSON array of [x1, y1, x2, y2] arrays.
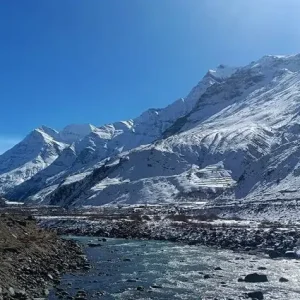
[[247, 291, 264, 299], [83, 264, 91, 270], [14, 289, 27, 300], [244, 273, 268, 283], [61, 291, 70, 296], [44, 289, 50, 296], [151, 284, 162, 288], [9, 287, 15, 296], [279, 277, 289, 282], [284, 251, 297, 258], [76, 290, 87, 296], [268, 249, 281, 259], [87, 243, 102, 247]]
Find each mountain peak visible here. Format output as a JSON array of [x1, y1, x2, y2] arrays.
[[26, 128, 55, 143], [205, 65, 238, 80], [38, 125, 59, 139], [59, 123, 96, 143], [249, 53, 300, 73]]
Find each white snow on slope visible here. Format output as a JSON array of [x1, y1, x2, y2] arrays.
[[59, 123, 96, 143], [3, 65, 227, 199], [206, 64, 238, 80], [0, 128, 68, 194], [4, 54, 300, 208]]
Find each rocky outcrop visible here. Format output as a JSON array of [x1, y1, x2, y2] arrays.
[[0, 214, 86, 299]]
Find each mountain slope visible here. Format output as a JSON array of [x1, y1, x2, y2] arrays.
[[3, 65, 235, 200], [4, 55, 300, 207], [38, 54, 300, 207]]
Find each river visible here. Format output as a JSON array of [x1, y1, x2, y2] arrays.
[[49, 237, 300, 299]]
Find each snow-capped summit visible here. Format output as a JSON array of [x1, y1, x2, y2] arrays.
[[59, 123, 97, 143], [0, 127, 68, 194], [0, 123, 98, 195], [38, 125, 59, 139], [206, 65, 238, 80], [248, 54, 300, 73]]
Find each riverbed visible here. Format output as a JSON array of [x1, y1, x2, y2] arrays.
[[49, 237, 300, 300]]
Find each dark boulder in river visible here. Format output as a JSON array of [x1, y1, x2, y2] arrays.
[[87, 243, 102, 247], [247, 291, 264, 299], [244, 273, 268, 283]]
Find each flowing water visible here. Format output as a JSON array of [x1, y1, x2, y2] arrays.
[[49, 237, 300, 299]]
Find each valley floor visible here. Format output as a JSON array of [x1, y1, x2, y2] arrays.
[[1, 201, 300, 299], [35, 202, 300, 260]]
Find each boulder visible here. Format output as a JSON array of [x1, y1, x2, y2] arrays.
[[14, 289, 27, 299], [123, 258, 131, 262], [279, 277, 289, 282], [247, 291, 264, 299], [244, 273, 268, 283], [151, 284, 162, 288], [284, 251, 297, 258], [268, 249, 281, 259], [87, 243, 102, 247], [8, 287, 15, 296]]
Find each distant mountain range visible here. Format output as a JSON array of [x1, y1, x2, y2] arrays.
[[2, 54, 300, 207]]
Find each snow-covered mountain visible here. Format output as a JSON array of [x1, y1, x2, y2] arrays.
[[4, 54, 300, 207], [0, 128, 68, 194], [3, 65, 230, 201]]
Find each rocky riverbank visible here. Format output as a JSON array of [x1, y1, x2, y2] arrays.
[[39, 207, 300, 260], [0, 213, 86, 299]]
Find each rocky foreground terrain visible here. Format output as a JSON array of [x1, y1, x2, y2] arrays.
[[0, 212, 87, 299]]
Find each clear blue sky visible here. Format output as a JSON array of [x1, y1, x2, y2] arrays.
[[1, 0, 300, 153]]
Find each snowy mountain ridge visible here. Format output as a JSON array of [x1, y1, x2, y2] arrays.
[[3, 54, 300, 208]]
